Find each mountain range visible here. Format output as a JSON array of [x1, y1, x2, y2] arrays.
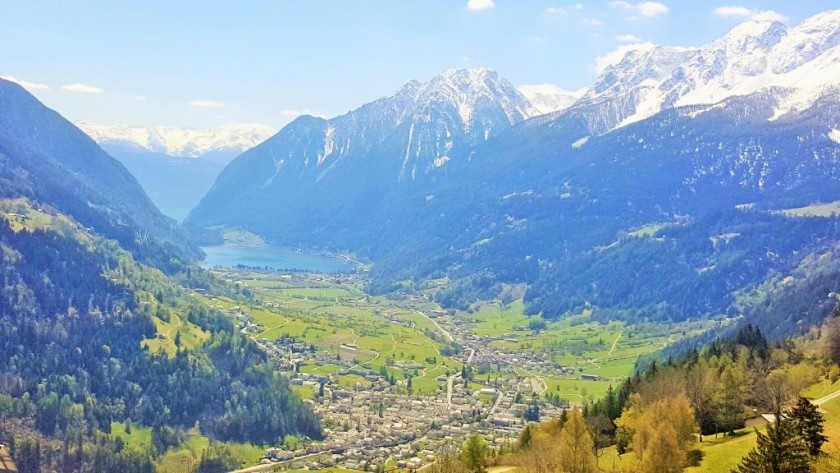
[[185, 10, 840, 332], [75, 121, 275, 163]]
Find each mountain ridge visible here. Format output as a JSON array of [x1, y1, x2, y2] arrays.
[[76, 121, 276, 163]]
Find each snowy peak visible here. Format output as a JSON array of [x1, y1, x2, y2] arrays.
[[770, 9, 840, 73], [587, 44, 693, 98], [76, 121, 275, 159], [395, 67, 538, 126], [518, 84, 585, 115], [574, 9, 840, 132]]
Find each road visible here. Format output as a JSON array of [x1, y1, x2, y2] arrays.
[[467, 348, 476, 364], [415, 310, 453, 343], [232, 451, 325, 473], [487, 391, 505, 416], [447, 374, 460, 410], [814, 386, 840, 406]]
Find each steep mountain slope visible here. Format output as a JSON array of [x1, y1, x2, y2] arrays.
[[187, 11, 840, 329], [0, 78, 199, 262], [0, 80, 319, 471], [187, 68, 537, 242]]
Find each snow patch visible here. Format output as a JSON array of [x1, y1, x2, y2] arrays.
[[572, 136, 589, 149], [829, 129, 840, 145], [433, 156, 450, 168]]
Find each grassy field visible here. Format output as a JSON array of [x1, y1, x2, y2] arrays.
[[201, 273, 464, 394], [455, 301, 711, 402], [200, 272, 712, 404], [778, 200, 840, 217], [110, 422, 264, 472]]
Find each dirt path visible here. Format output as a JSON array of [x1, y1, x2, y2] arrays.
[[609, 332, 622, 355], [814, 386, 840, 406]]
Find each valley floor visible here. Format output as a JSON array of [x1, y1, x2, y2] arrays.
[[190, 269, 713, 472]]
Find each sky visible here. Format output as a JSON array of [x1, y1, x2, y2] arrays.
[[0, 1, 833, 130]]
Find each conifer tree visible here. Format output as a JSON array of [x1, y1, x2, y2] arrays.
[[735, 416, 812, 473], [790, 396, 828, 457]]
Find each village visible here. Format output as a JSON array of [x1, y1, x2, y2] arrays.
[[219, 290, 590, 472]]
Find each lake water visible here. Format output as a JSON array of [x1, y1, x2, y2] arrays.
[[199, 245, 355, 273]]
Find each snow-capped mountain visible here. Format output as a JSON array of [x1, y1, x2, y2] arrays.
[[517, 84, 585, 115], [187, 67, 536, 229], [571, 9, 840, 132], [186, 11, 840, 326], [75, 121, 275, 160]]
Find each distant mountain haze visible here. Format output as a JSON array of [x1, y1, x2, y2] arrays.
[[76, 122, 276, 221]]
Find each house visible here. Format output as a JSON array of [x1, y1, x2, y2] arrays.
[[0, 445, 17, 473], [745, 413, 777, 429], [581, 374, 601, 381]]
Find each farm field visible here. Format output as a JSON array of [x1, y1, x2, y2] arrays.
[[200, 270, 710, 404], [454, 301, 714, 403], [201, 272, 465, 395]]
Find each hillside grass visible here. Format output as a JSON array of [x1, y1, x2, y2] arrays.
[[778, 200, 840, 217]]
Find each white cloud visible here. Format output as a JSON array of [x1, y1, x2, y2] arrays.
[[580, 17, 603, 26], [466, 0, 494, 11], [545, 7, 567, 15], [712, 6, 787, 22], [591, 42, 655, 74], [711, 5, 755, 18], [637, 2, 669, 17], [62, 83, 103, 94], [610, 1, 669, 18], [0, 75, 50, 91], [615, 33, 644, 43], [189, 100, 225, 108], [571, 3, 583, 9], [751, 10, 787, 22]]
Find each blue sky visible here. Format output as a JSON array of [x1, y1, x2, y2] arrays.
[[0, 1, 832, 129]]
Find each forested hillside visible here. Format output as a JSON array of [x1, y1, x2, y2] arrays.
[[0, 199, 320, 472]]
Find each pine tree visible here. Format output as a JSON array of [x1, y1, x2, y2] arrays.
[[735, 416, 812, 473], [517, 424, 532, 449], [790, 396, 828, 457]]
